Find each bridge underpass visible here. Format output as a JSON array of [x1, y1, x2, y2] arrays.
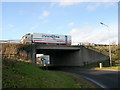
[[29, 44, 109, 67], [36, 49, 82, 67]]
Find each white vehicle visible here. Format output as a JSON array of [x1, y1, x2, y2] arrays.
[[21, 33, 71, 45]]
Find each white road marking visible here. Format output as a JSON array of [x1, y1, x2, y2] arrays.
[[83, 75, 107, 88]]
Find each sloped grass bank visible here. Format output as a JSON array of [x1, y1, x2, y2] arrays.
[[2, 59, 99, 88]]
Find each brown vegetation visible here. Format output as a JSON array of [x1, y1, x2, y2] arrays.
[[1, 43, 31, 60]]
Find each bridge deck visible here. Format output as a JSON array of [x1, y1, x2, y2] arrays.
[[35, 44, 81, 50]]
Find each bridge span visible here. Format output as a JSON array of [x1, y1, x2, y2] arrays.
[[28, 44, 109, 67]]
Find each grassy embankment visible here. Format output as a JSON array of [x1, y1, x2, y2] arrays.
[[2, 59, 99, 88], [85, 45, 120, 71]]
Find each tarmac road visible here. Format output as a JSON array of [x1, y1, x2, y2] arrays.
[[58, 68, 119, 89]]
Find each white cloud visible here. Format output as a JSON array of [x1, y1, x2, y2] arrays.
[[69, 26, 92, 44], [87, 3, 100, 11], [68, 22, 75, 26], [39, 10, 49, 19], [51, 0, 118, 7], [50, 0, 84, 7], [59, 1, 81, 6], [95, 0, 118, 1], [100, 0, 114, 1], [70, 28, 82, 35], [38, 10, 50, 23], [42, 11, 49, 17], [69, 26, 92, 35], [2, 0, 118, 3], [104, 2, 116, 7], [82, 31, 117, 44], [69, 25, 118, 45], [50, 0, 118, 7]]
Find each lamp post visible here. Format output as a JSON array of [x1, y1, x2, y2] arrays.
[[100, 22, 112, 66]]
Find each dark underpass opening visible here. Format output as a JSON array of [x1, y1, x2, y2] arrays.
[[36, 49, 80, 69], [33, 45, 109, 70]]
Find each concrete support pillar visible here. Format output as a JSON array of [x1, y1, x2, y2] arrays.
[[32, 49, 36, 64], [31, 45, 36, 64]]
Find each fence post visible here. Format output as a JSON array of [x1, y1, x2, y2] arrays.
[[99, 63, 102, 69]]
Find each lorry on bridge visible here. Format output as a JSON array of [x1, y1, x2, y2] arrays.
[[21, 33, 71, 45]]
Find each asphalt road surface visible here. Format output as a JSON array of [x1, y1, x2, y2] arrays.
[[58, 68, 119, 89]]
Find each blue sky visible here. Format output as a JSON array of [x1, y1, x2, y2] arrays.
[[1, 0, 119, 44]]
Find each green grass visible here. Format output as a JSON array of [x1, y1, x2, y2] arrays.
[[81, 61, 119, 71], [102, 66, 119, 70], [92, 66, 120, 71], [2, 59, 99, 88]]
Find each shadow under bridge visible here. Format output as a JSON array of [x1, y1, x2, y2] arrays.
[[35, 45, 82, 67]]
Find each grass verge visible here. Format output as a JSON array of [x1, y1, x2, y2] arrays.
[[91, 66, 120, 71], [80, 60, 120, 71], [2, 59, 100, 88]]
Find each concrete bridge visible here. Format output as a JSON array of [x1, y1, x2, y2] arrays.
[[28, 44, 109, 67]]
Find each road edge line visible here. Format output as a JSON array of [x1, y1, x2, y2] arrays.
[[82, 75, 107, 88]]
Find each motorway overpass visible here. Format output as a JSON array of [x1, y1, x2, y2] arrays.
[[28, 44, 109, 67]]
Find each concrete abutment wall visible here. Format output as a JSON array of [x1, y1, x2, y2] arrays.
[[81, 47, 109, 65]]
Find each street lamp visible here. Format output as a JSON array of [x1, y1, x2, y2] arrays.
[[100, 22, 112, 66]]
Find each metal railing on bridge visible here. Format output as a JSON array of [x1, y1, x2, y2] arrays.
[[0, 40, 21, 43]]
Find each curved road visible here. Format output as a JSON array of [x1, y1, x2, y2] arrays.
[[58, 68, 119, 89]]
